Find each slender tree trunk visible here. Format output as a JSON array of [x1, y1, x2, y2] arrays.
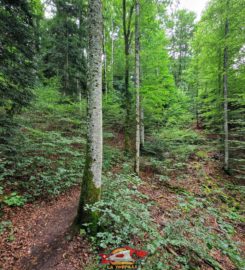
[[111, 18, 114, 90], [178, 49, 182, 87], [103, 24, 108, 100], [123, 0, 134, 153], [140, 105, 144, 149], [195, 87, 199, 128], [65, 15, 69, 96], [77, 8, 82, 103], [224, 1, 229, 172], [196, 64, 200, 129], [77, 78, 82, 107], [135, 0, 140, 174], [75, 0, 103, 234]]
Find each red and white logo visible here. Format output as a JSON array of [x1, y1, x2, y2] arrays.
[[100, 246, 148, 266]]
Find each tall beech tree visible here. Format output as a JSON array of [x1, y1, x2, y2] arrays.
[[223, 0, 229, 172], [135, 0, 140, 174], [75, 0, 103, 232], [122, 0, 135, 152]]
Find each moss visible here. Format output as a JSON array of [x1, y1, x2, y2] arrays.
[[75, 155, 101, 235], [196, 150, 208, 159]]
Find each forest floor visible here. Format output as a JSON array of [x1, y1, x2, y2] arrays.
[[0, 88, 244, 270], [0, 187, 94, 270], [1, 130, 244, 270], [139, 152, 245, 270]]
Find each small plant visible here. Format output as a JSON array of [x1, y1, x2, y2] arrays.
[[85, 173, 156, 249], [0, 220, 12, 234], [4, 192, 26, 207]]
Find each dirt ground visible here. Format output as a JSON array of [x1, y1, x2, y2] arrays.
[[0, 187, 93, 270]]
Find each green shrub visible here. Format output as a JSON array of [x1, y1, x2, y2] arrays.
[[0, 84, 86, 201], [103, 146, 124, 171], [85, 173, 157, 249], [145, 216, 244, 270], [4, 192, 26, 207], [143, 128, 207, 176]]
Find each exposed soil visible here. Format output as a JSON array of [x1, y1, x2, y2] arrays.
[[0, 187, 93, 270]]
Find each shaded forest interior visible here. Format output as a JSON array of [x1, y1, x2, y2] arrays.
[[0, 0, 244, 269]]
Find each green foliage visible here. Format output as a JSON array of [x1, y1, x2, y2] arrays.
[[186, 0, 245, 177], [0, 0, 38, 116], [0, 2, 244, 270], [167, 9, 196, 88], [103, 91, 125, 130], [3, 192, 26, 207], [144, 128, 205, 162], [40, 0, 87, 97], [103, 146, 124, 171], [0, 83, 130, 202], [144, 183, 244, 269], [85, 173, 156, 248], [82, 166, 244, 269], [146, 217, 244, 270], [0, 84, 86, 200]]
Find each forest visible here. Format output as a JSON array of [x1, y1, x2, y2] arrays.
[[0, 0, 244, 269]]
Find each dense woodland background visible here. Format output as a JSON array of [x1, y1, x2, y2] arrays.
[[0, 0, 244, 269]]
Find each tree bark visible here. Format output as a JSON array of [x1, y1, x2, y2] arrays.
[[111, 18, 114, 90], [140, 105, 144, 149], [135, 0, 140, 174], [65, 14, 69, 96], [223, 1, 229, 172], [103, 24, 108, 99], [195, 87, 200, 128], [75, 0, 103, 234], [123, 0, 134, 153]]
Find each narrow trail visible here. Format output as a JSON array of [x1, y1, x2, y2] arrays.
[[1, 187, 92, 270]]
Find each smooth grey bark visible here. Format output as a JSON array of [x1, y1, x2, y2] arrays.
[[140, 105, 144, 148], [135, 0, 140, 175], [103, 24, 108, 99], [86, 0, 103, 188], [111, 18, 114, 90], [123, 0, 134, 152], [224, 1, 229, 172], [76, 0, 103, 232]]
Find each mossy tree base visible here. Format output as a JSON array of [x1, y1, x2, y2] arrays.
[[74, 156, 101, 236]]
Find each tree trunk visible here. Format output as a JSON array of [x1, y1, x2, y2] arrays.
[[123, 0, 134, 153], [75, 0, 103, 234], [223, 1, 229, 172], [76, 78, 81, 101], [135, 0, 140, 175], [140, 105, 144, 149], [111, 18, 114, 90], [195, 87, 200, 128], [103, 24, 108, 100], [65, 15, 69, 96]]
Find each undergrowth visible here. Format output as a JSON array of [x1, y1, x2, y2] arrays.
[[0, 83, 124, 204], [84, 168, 244, 270], [0, 82, 244, 270], [85, 172, 157, 249], [83, 126, 244, 270]]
